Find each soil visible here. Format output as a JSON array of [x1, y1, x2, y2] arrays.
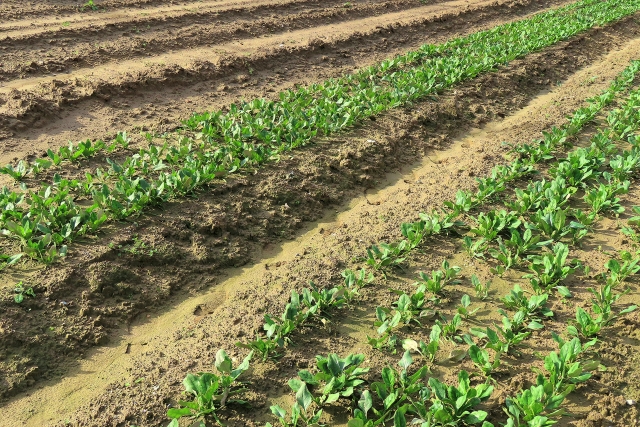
[[1, 1, 640, 427]]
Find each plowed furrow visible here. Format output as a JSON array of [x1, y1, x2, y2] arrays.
[[1, 0, 289, 21], [0, 0, 431, 81]]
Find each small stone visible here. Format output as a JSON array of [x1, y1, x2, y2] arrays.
[[627, 399, 636, 406]]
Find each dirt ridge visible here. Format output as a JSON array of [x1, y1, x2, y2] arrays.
[[0, 0, 428, 81]]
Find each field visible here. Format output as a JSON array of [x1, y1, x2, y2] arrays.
[[3, 0, 640, 426]]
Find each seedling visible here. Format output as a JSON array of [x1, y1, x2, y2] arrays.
[[524, 243, 577, 293], [470, 210, 520, 241], [470, 325, 529, 356], [366, 241, 408, 271], [13, 281, 35, 304], [426, 370, 493, 425], [457, 294, 480, 319], [0, 161, 30, 181], [437, 313, 463, 341], [471, 274, 490, 300], [167, 349, 253, 427], [444, 190, 475, 215], [603, 252, 640, 287], [415, 260, 461, 296], [354, 351, 428, 425], [463, 236, 488, 259], [469, 345, 501, 377], [290, 353, 369, 406], [267, 403, 322, 427]]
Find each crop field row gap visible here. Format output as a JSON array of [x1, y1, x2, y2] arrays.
[[154, 58, 640, 427], [0, 0, 638, 269], [0, 0, 437, 81]]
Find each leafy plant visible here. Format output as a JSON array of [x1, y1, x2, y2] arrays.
[[524, 243, 577, 294], [526, 209, 572, 241], [583, 178, 628, 215], [503, 375, 567, 427], [471, 274, 490, 300], [267, 403, 323, 427], [13, 281, 35, 304], [352, 351, 428, 426], [167, 349, 253, 427], [603, 252, 640, 287], [463, 236, 488, 259], [457, 294, 479, 319], [469, 345, 501, 377], [0, 161, 30, 181], [426, 370, 493, 425], [416, 260, 461, 296], [437, 313, 463, 341], [366, 241, 409, 271], [500, 285, 554, 328], [470, 210, 520, 241], [290, 354, 369, 406], [470, 325, 530, 356], [444, 190, 475, 215]]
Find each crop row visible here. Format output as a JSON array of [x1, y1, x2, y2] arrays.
[[1, 0, 640, 266], [0, 0, 622, 184], [351, 82, 640, 426], [163, 59, 640, 426]]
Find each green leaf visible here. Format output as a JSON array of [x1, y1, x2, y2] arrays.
[[167, 407, 192, 419], [215, 349, 232, 374], [296, 383, 314, 411], [399, 350, 413, 370]]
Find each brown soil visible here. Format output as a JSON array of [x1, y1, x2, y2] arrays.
[[2, 1, 640, 427]]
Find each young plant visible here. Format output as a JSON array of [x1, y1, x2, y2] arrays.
[[290, 353, 369, 406], [471, 274, 490, 300], [527, 209, 572, 242], [341, 268, 374, 303], [444, 190, 475, 215], [426, 370, 493, 425], [402, 323, 442, 364], [354, 351, 428, 425], [463, 236, 488, 259], [488, 238, 517, 275], [167, 349, 253, 427], [267, 402, 322, 427], [457, 294, 480, 319], [539, 338, 598, 394], [13, 281, 35, 304], [0, 161, 30, 181], [437, 313, 463, 342], [369, 307, 401, 352], [503, 375, 567, 427], [366, 241, 409, 271], [583, 178, 628, 215], [468, 345, 501, 377], [603, 252, 640, 287], [470, 210, 520, 241], [567, 307, 603, 338], [470, 325, 530, 356], [416, 260, 462, 296], [524, 243, 577, 294]]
